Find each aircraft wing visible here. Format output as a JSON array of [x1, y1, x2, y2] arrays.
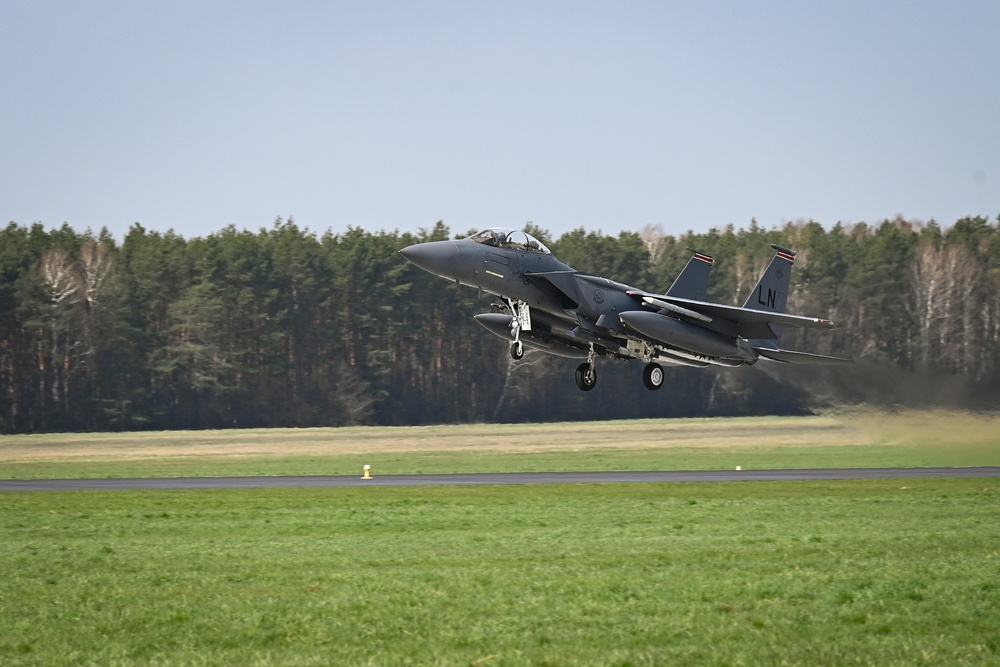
[[626, 291, 836, 330]]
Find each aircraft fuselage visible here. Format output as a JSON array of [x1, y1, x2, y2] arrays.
[[400, 227, 848, 391]]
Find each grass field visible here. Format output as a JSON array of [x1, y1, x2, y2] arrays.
[[1, 412, 999, 665], [2, 411, 999, 480], [1, 480, 999, 666]]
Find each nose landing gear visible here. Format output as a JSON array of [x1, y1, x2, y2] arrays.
[[506, 298, 531, 361], [575, 364, 597, 391]]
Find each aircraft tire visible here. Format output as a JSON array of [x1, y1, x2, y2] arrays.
[[643, 363, 664, 391], [575, 363, 597, 391], [510, 341, 524, 360]]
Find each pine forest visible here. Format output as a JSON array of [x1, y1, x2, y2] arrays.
[[1, 215, 998, 433]]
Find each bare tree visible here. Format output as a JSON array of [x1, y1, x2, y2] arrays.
[[40, 249, 82, 410], [911, 241, 988, 377], [78, 241, 113, 310]]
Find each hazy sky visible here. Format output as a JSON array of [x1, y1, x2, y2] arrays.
[[2, 1, 998, 240]]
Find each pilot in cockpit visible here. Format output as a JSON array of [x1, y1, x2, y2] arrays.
[[470, 228, 550, 254], [471, 229, 502, 247]]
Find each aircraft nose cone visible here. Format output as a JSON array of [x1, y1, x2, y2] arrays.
[[399, 241, 458, 279]]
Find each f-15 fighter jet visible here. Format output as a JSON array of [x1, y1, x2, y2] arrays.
[[400, 228, 851, 391]]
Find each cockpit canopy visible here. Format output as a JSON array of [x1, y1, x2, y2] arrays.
[[469, 227, 551, 254]]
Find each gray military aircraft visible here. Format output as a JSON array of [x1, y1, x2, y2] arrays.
[[399, 227, 851, 391]]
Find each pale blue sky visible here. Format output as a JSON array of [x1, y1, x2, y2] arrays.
[[2, 1, 998, 240]]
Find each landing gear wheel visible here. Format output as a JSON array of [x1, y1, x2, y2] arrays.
[[575, 363, 597, 391], [510, 340, 524, 360], [643, 363, 664, 391]]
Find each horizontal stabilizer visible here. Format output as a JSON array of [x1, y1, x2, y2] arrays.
[[754, 347, 854, 365]]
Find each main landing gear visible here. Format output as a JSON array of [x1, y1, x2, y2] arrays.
[[642, 362, 664, 391], [575, 345, 597, 391]]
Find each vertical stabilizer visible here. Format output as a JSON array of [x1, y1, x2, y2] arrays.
[[742, 245, 796, 347], [742, 244, 795, 313], [665, 249, 714, 300]]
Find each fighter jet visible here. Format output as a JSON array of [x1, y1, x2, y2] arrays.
[[400, 227, 851, 391]]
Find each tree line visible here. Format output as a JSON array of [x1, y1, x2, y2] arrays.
[[1, 215, 998, 433]]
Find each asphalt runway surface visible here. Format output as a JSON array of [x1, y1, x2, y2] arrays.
[[2, 467, 999, 492]]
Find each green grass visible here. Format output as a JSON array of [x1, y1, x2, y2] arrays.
[[2, 479, 999, 665], [2, 413, 999, 480], [5, 442, 998, 481]]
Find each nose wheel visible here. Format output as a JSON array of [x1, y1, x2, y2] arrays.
[[506, 298, 530, 361], [575, 363, 597, 391]]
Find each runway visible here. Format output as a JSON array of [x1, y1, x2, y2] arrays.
[[2, 467, 999, 491]]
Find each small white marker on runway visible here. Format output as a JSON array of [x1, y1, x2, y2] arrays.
[[736, 465, 742, 471]]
